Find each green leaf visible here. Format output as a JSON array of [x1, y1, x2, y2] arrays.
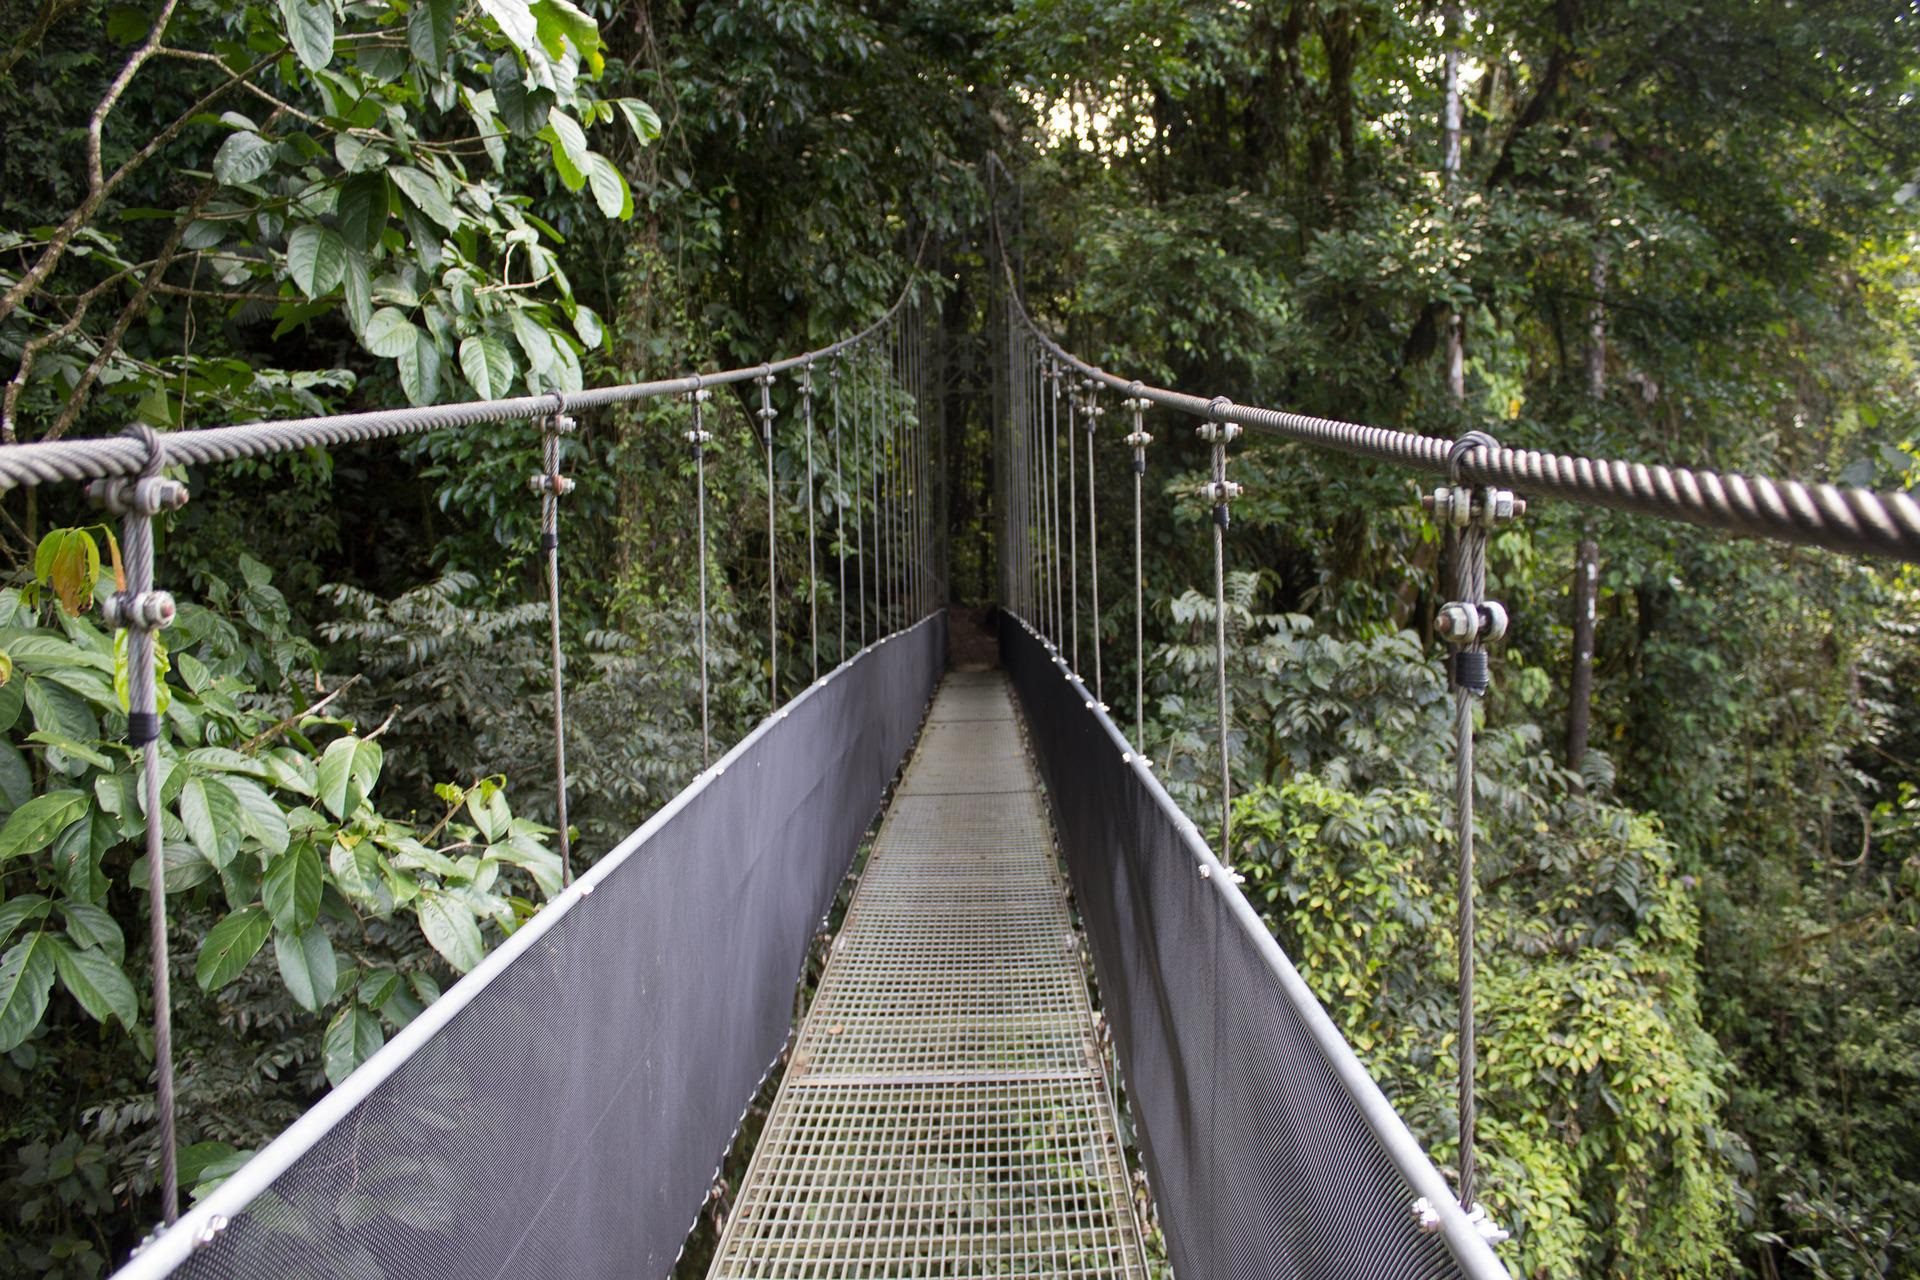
[[478, 0, 538, 53], [0, 790, 89, 865], [363, 308, 417, 360], [279, 0, 335, 71], [0, 740, 29, 809], [0, 934, 56, 1051], [571, 305, 603, 349], [52, 937, 137, 1030], [225, 776, 290, 856], [490, 56, 550, 136], [583, 153, 633, 221], [178, 775, 236, 867], [612, 98, 661, 146], [546, 110, 588, 173], [337, 173, 390, 251], [323, 1003, 385, 1086], [59, 901, 123, 963], [263, 843, 323, 932], [511, 309, 556, 374], [274, 926, 337, 1013], [530, 0, 601, 68], [52, 815, 102, 903], [342, 249, 372, 335], [397, 329, 443, 406], [195, 906, 271, 991], [0, 896, 51, 948], [287, 224, 347, 298], [417, 892, 484, 973], [212, 130, 276, 187], [388, 166, 460, 232], [407, 0, 456, 66], [459, 334, 515, 400]]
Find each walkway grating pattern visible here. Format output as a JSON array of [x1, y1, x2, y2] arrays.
[[707, 671, 1150, 1279]]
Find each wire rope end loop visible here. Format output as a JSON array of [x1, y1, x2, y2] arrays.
[[1196, 397, 1240, 445], [1411, 1197, 1510, 1244], [1446, 429, 1501, 485]]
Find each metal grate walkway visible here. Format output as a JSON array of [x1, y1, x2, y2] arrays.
[[707, 670, 1151, 1279]]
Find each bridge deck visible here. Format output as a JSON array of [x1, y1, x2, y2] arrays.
[[706, 670, 1150, 1279]]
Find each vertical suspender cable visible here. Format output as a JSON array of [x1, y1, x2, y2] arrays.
[[1048, 357, 1064, 646], [1067, 366, 1079, 669], [800, 362, 818, 680], [831, 357, 846, 662], [1427, 431, 1518, 1216], [1124, 388, 1153, 746], [1201, 398, 1241, 857], [89, 424, 187, 1226], [870, 340, 883, 635], [535, 405, 575, 885], [686, 381, 713, 765], [860, 343, 875, 652], [1083, 378, 1104, 702], [756, 368, 778, 704]]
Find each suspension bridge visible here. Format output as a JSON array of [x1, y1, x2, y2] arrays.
[[2, 249, 1915, 1280]]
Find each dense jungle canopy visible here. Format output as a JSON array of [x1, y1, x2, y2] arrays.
[[0, 0, 1917, 1276]]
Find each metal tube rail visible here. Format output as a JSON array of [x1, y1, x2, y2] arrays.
[[1001, 267, 1920, 565]]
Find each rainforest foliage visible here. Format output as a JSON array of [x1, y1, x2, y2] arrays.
[[1, 0, 1916, 1276]]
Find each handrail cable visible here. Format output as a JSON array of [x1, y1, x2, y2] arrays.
[[1000, 263, 1920, 564]]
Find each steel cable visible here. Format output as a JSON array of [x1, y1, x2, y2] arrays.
[[1002, 267, 1920, 564]]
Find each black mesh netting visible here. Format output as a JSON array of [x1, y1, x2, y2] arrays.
[[130, 617, 946, 1280], [1002, 617, 1508, 1280]]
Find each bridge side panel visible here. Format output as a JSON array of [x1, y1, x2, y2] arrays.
[[130, 616, 947, 1280], [1003, 616, 1506, 1280]]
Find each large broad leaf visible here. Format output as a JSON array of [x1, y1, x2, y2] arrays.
[[583, 153, 633, 221], [531, 0, 601, 69], [612, 98, 661, 146], [388, 166, 460, 232], [0, 934, 56, 1052], [195, 905, 271, 991], [510, 309, 556, 374], [459, 334, 515, 400], [224, 776, 290, 856], [337, 173, 390, 251], [363, 308, 417, 360], [397, 329, 443, 406], [417, 893, 484, 973], [178, 775, 241, 868], [287, 224, 347, 298], [52, 937, 137, 1030], [490, 56, 550, 137], [0, 790, 89, 865], [263, 843, 323, 932], [407, 0, 455, 66], [0, 896, 51, 948], [279, 0, 335, 71], [275, 926, 337, 1013], [212, 130, 276, 187], [316, 736, 383, 819], [323, 1003, 385, 1086], [477, 0, 538, 54], [59, 900, 123, 963]]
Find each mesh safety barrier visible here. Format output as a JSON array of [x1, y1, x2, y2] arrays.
[[1002, 617, 1509, 1280], [117, 616, 947, 1280]]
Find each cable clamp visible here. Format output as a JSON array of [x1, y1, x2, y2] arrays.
[[1436, 600, 1507, 646], [1197, 480, 1243, 505], [1124, 430, 1154, 450], [527, 473, 575, 497], [101, 590, 176, 633], [1422, 485, 1524, 529], [684, 428, 713, 447], [87, 474, 189, 518], [542, 412, 577, 436], [1195, 422, 1241, 444]]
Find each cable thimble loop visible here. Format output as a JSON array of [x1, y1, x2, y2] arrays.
[[684, 375, 713, 452], [1080, 377, 1104, 433], [1196, 396, 1241, 529]]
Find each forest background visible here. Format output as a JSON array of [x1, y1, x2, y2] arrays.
[[0, 0, 1916, 1277]]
